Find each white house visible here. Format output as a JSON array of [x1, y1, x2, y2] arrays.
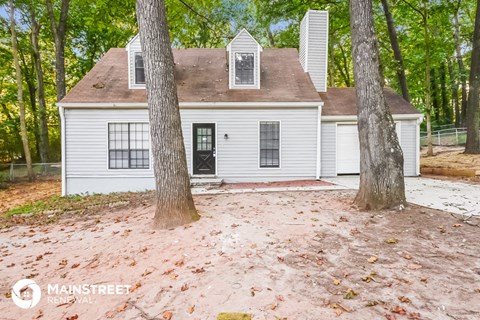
[[57, 10, 422, 196]]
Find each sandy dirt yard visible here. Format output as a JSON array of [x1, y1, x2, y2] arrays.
[[0, 190, 479, 320]]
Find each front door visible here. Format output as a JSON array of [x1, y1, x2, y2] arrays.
[[193, 123, 216, 175]]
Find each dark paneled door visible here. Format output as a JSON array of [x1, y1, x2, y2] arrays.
[[193, 123, 216, 175]]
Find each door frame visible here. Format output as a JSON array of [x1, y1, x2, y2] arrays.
[[191, 122, 217, 176]]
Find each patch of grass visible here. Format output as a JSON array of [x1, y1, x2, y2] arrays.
[[2, 191, 154, 226]]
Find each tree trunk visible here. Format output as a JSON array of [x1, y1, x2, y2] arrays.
[[22, 58, 41, 160], [266, 27, 275, 47], [454, 12, 468, 127], [328, 37, 336, 87], [45, 0, 70, 102], [338, 42, 352, 87], [465, 0, 480, 154], [136, 0, 199, 228], [29, 5, 50, 163], [423, 1, 433, 156], [431, 68, 441, 123], [440, 62, 452, 124], [381, 0, 410, 102], [10, 1, 34, 181], [447, 59, 461, 127], [349, 0, 406, 210]]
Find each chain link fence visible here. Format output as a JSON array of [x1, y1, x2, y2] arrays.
[[4, 163, 61, 181], [420, 128, 468, 147]]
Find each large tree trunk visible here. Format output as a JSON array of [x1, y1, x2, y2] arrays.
[[349, 0, 406, 210], [381, 0, 410, 102], [136, 0, 199, 228], [439, 62, 452, 124], [465, 0, 480, 154], [10, 1, 34, 181], [423, 1, 433, 156], [448, 59, 461, 127], [29, 5, 50, 163], [431, 68, 441, 123], [45, 0, 70, 102], [454, 12, 468, 127]]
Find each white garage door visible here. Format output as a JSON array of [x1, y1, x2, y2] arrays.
[[337, 124, 360, 174], [336, 123, 401, 175]]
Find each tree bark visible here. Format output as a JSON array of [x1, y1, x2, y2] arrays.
[[29, 5, 50, 163], [10, 1, 34, 181], [454, 12, 468, 127], [45, 0, 70, 102], [465, 0, 480, 154], [136, 0, 199, 228], [349, 0, 406, 210], [381, 0, 410, 102], [440, 62, 452, 124], [431, 68, 440, 123], [423, 1, 433, 156], [447, 59, 461, 127]]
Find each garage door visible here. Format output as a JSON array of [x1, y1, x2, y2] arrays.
[[337, 124, 360, 174], [336, 123, 401, 174]]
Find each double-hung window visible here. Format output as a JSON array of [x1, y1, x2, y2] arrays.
[[235, 53, 254, 85], [259, 121, 280, 168], [134, 53, 145, 85], [108, 123, 150, 169]]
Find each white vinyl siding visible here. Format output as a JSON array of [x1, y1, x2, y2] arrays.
[[299, 10, 329, 92], [320, 122, 337, 176], [64, 107, 318, 194]]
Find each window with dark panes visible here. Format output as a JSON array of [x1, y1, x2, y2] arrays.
[[196, 127, 212, 151], [134, 53, 145, 84], [235, 53, 254, 85], [259, 121, 280, 168], [108, 123, 150, 169]]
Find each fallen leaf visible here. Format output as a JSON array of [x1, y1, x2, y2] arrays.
[[403, 254, 412, 260], [129, 260, 137, 267], [276, 295, 285, 302], [174, 260, 184, 267], [385, 238, 399, 244], [407, 311, 421, 320], [339, 216, 349, 222], [129, 282, 141, 293], [271, 303, 278, 310], [66, 315, 79, 320], [162, 269, 175, 275], [475, 288, 480, 293], [162, 311, 173, 320], [32, 309, 43, 319], [71, 263, 80, 269], [181, 283, 189, 292], [407, 263, 422, 270], [335, 308, 343, 316], [366, 300, 378, 307], [210, 230, 222, 236], [344, 288, 358, 299], [398, 296, 411, 304], [362, 272, 378, 283], [192, 267, 205, 274], [333, 278, 341, 286], [141, 269, 152, 277], [187, 305, 195, 314], [453, 223, 462, 227], [391, 305, 407, 315], [117, 302, 128, 312], [367, 256, 378, 263]]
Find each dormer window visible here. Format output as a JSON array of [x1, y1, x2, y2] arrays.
[[134, 53, 145, 85], [235, 53, 254, 85]]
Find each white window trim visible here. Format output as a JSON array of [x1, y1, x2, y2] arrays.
[[131, 52, 146, 88], [233, 52, 256, 87], [258, 120, 281, 170], [230, 49, 260, 90], [105, 121, 152, 172]]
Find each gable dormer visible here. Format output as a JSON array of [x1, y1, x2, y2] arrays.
[[226, 29, 263, 90], [126, 34, 145, 89]]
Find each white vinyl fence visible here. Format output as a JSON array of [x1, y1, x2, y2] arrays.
[[420, 128, 468, 147]]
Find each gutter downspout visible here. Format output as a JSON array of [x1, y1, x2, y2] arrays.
[[59, 105, 66, 196], [316, 103, 323, 180]]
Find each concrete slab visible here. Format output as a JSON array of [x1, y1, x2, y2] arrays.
[[322, 176, 480, 216]]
